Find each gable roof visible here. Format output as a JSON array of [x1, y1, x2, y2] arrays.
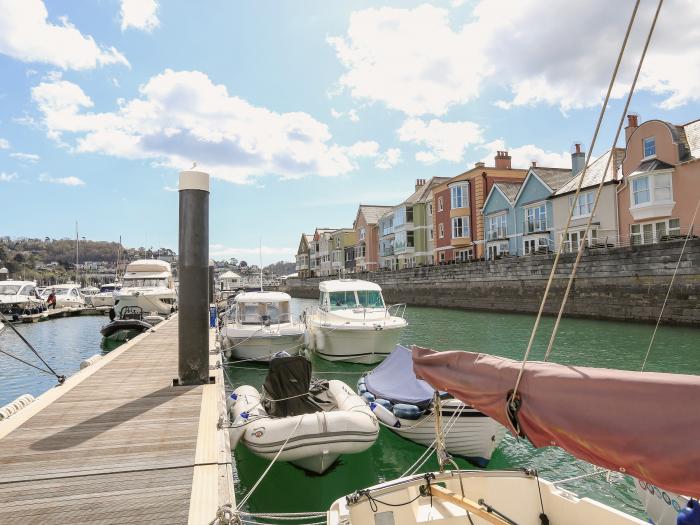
[[482, 181, 522, 213], [682, 119, 700, 158], [514, 166, 571, 205], [555, 148, 624, 196], [357, 205, 393, 225]]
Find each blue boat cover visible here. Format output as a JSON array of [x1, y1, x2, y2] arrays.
[[364, 345, 436, 406]]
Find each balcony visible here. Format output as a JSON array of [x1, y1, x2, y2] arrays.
[[486, 229, 507, 241], [523, 219, 550, 234]]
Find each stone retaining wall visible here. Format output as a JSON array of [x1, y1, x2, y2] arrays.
[[282, 239, 700, 326]]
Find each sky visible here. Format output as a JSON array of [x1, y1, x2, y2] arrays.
[[1, 0, 699, 264]]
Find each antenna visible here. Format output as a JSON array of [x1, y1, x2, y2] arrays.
[[259, 238, 263, 292]]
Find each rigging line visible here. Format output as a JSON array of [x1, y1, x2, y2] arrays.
[[641, 196, 699, 372], [0, 311, 65, 383], [510, 0, 641, 399], [0, 347, 57, 377], [544, 0, 664, 362]]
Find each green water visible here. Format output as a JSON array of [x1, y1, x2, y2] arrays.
[[228, 299, 700, 519]]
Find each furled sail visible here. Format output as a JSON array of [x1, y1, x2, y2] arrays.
[[412, 346, 700, 498]]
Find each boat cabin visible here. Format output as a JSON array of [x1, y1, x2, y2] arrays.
[[0, 281, 41, 300], [99, 283, 121, 293], [318, 280, 385, 311], [122, 260, 174, 289], [234, 292, 293, 325], [40, 284, 82, 300]]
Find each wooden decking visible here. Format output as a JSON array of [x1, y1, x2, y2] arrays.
[[0, 315, 234, 524]]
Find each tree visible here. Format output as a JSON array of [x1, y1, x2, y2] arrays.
[[239, 260, 248, 268]]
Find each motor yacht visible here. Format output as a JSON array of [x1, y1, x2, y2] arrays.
[[0, 281, 45, 318], [113, 260, 177, 317], [221, 291, 305, 361], [91, 282, 121, 308], [305, 279, 407, 364], [40, 284, 86, 309]]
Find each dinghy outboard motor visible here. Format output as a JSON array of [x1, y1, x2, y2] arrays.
[[262, 354, 322, 417]]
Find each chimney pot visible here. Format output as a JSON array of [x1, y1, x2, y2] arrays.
[[474, 161, 485, 168], [575, 143, 581, 154], [531, 161, 537, 167], [494, 150, 512, 169], [625, 114, 639, 143]]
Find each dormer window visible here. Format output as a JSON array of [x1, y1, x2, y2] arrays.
[[643, 137, 656, 158]]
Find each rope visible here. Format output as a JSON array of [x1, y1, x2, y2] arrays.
[[552, 467, 609, 485], [641, 196, 699, 371], [510, 0, 641, 401], [236, 416, 304, 511], [0, 347, 59, 377], [544, 0, 664, 362], [0, 311, 65, 383]]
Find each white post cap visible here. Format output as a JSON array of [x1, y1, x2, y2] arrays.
[[179, 170, 210, 192]]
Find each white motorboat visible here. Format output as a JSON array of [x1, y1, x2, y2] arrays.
[[0, 281, 45, 317], [359, 345, 506, 468], [328, 470, 647, 525], [228, 354, 379, 474], [221, 291, 305, 361], [80, 286, 100, 305], [39, 284, 85, 309], [91, 282, 121, 308], [305, 279, 407, 364], [113, 260, 177, 317]]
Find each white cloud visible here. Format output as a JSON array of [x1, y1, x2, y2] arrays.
[[398, 118, 483, 164], [332, 1, 700, 113], [346, 141, 380, 158], [328, 4, 488, 116], [30, 69, 366, 184], [0, 172, 18, 182], [10, 152, 40, 163], [478, 140, 570, 169], [330, 108, 343, 119], [38, 173, 85, 186], [0, 0, 129, 70], [376, 148, 401, 170], [347, 109, 360, 122], [163, 185, 177, 192], [209, 244, 295, 259], [120, 0, 160, 32], [0, 138, 9, 149]]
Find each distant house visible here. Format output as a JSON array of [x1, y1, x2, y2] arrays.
[[551, 146, 624, 251], [482, 181, 522, 259], [329, 228, 356, 276], [219, 270, 241, 291], [294, 233, 312, 279], [352, 205, 393, 272], [617, 115, 700, 245], [310, 228, 335, 277]]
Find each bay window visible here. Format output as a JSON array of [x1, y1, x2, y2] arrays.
[[631, 218, 680, 245], [451, 216, 470, 238], [450, 182, 469, 209]]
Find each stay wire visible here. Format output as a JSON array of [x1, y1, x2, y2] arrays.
[[511, 0, 641, 401], [544, 0, 665, 362], [0, 311, 65, 383], [0, 347, 57, 377]]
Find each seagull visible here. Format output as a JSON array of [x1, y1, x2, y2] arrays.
[[191, 161, 197, 170]]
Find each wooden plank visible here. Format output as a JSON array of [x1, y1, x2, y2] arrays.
[[429, 484, 512, 525]]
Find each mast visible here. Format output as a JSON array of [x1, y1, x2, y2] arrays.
[[259, 238, 263, 292], [115, 235, 121, 282], [75, 221, 79, 285]]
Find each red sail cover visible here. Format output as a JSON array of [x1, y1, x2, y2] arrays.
[[412, 346, 700, 498]]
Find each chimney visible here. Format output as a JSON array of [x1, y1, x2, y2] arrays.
[[474, 161, 485, 168], [531, 161, 537, 167], [571, 143, 585, 176], [495, 150, 511, 169], [625, 114, 639, 143], [415, 178, 426, 191]]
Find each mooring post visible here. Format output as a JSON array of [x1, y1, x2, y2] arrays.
[[178, 170, 210, 385]]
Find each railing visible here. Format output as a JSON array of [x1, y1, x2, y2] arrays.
[[523, 220, 550, 234], [486, 229, 507, 241], [387, 303, 407, 320]]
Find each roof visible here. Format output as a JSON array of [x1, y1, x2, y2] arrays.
[[555, 148, 624, 196], [125, 259, 172, 273], [629, 158, 675, 177], [235, 291, 291, 303], [530, 167, 573, 191], [682, 120, 700, 158], [358, 205, 393, 225], [330, 228, 354, 236], [220, 271, 241, 279], [319, 279, 382, 293], [494, 181, 522, 203]]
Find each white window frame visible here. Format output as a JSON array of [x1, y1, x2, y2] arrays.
[[429, 228, 434, 240], [438, 223, 444, 239], [569, 191, 594, 218], [454, 249, 473, 263], [439, 251, 445, 262], [359, 228, 366, 241], [451, 216, 470, 239], [437, 196, 444, 212], [486, 213, 507, 240], [643, 137, 656, 158], [525, 203, 548, 233], [629, 170, 675, 221], [450, 182, 469, 209], [630, 218, 680, 245], [428, 203, 433, 216]]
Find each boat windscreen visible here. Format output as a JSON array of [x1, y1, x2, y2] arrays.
[[123, 278, 166, 287], [329, 291, 358, 310], [0, 285, 21, 295], [357, 290, 384, 308]]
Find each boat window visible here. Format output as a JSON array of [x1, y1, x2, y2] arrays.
[[100, 286, 115, 293], [20, 285, 34, 296], [0, 285, 21, 295], [356, 290, 384, 308], [240, 303, 262, 324], [53, 289, 70, 296], [123, 278, 167, 288], [71, 289, 80, 297], [329, 291, 358, 310]]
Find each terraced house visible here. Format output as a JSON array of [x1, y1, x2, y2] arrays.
[[353, 205, 392, 272], [618, 115, 700, 245], [379, 178, 449, 270], [330, 228, 357, 276], [434, 152, 527, 263], [294, 233, 313, 279]]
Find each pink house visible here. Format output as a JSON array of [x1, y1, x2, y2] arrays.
[[618, 115, 700, 245]]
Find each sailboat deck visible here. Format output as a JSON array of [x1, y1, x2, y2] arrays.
[[0, 315, 234, 524]]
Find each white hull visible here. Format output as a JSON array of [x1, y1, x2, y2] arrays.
[[230, 381, 379, 474], [91, 294, 115, 308], [222, 330, 304, 361], [114, 289, 176, 316], [329, 470, 647, 525], [392, 402, 506, 467], [308, 323, 405, 364], [635, 479, 689, 525]]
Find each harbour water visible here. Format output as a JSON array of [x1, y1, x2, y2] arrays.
[[1, 300, 698, 519]]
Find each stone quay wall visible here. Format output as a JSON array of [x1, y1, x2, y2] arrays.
[[282, 239, 700, 326]]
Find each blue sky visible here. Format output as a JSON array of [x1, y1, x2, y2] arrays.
[[1, 0, 699, 264]]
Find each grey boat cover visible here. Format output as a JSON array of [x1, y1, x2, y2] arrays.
[[364, 345, 437, 407]]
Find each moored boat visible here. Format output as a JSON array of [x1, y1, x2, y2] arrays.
[[113, 260, 177, 317], [359, 345, 505, 467], [221, 291, 304, 361], [0, 281, 45, 318], [91, 282, 121, 308], [228, 354, 379, 474], [39, 283, 85, 309], [100, 306, 154, 341], [305, 279, 407, 364]]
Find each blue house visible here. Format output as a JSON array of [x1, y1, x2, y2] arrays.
[[482, 181, 522, 259], [511, 167, 574, 255]]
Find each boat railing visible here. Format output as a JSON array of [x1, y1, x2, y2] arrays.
[[387, 303, 407, 319]]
